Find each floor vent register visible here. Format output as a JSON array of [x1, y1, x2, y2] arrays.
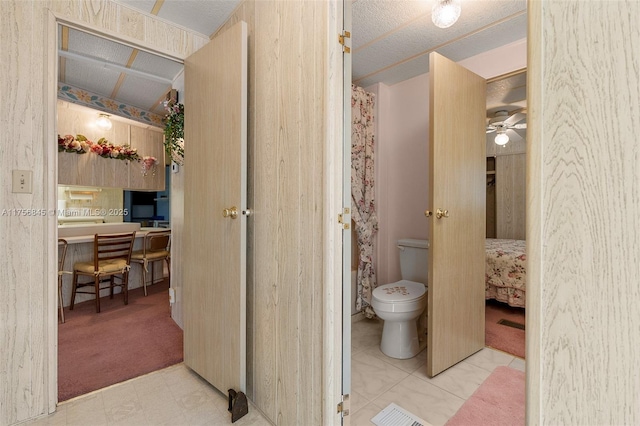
[[371, 403, 430, 426]]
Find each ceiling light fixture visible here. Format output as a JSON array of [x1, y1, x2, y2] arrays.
[[432, 0, 461, 29], [494, 130, 509, 146], [96, 113, 112, 131]]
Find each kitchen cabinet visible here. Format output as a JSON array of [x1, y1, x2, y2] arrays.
[[129, 126, 165, 191], [57, 100, 165, 191]]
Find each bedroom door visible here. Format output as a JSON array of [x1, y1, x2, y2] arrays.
[[427, 52, 486, 377], [183, 21, 248, 393]]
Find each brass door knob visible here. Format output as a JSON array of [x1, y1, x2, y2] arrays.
[[436, 208, 449, 219], [425, 210, 433, 218], [223, 206, 238, 219]]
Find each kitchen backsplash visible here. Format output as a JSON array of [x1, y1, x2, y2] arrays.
[[57, 186, 124, 223]]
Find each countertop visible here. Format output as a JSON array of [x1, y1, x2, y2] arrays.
[[58, 226, 169, 244]]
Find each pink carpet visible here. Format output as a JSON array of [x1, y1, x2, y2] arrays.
[[58, 280, 183, 401], [446, 366, 525, 426], [485, 300, 525, 359]]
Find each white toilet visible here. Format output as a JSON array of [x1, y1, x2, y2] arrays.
[[372, 239, 429, 359]]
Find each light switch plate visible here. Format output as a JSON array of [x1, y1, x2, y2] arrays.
[[12, 170, 32, 193]]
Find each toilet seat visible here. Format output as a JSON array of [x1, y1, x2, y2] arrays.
[[373, 280, 426, 303], [372, 280, 427, 359]]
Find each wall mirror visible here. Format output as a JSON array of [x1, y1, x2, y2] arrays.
[[485, 69, 527, 240], [486, 70, 527, 153]]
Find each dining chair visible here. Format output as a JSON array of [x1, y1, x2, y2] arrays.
[[70, 232, 136, 313], [58, 238, 69, 323], [130, 230, 171, 296]]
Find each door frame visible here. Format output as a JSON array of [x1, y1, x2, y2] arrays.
[[525, 0, 542, 420], [44, 10, 188, 411], [324, 1, 349, 424], [44, 5, 347, 423], [341, 0, 353, 421], [335, 17, 538, 426]]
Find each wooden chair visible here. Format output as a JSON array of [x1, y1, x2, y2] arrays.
[[131, 230, 171, 296], [58, 239, 69, 323], [70, 232, 136, 313]]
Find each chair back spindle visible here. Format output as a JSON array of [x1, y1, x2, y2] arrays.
[[71, 232, 136, 313], [131, 230, 171, 296]]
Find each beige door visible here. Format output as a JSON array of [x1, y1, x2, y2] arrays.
[[183, 21, 248, 393], [427, 52, 486, 377]]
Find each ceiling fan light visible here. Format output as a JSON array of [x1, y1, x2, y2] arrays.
[[432, 0, 461, 29], [495, 132, 509, 146], [96, 113, 112, 131]]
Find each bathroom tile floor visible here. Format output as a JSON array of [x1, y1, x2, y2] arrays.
[[350, 318, 525, 426]]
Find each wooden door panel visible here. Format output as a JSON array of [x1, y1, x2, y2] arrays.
[[183, 21, 248, 393], [427, 52, 486, 377]]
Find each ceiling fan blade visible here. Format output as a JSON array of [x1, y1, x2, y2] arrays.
[[504, 112, 526, 126], [513, 123, 527, 130], [486, 127, 496, 134], [506, 129, 523, 143]]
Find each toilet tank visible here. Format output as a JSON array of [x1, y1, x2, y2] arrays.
[[398, 239, 429, 284]]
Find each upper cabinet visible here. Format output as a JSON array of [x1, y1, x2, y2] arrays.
[[129, 125, 165, 190], [57, 101, 165, 191]]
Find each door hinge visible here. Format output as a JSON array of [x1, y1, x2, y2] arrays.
[[337, 394, 350, 417], [339, 31, 351, 53], [338, 207, 351, 230]]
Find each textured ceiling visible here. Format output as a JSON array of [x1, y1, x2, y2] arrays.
[[487, 71, 527, 116], [117, 0, 238, 36], [58, 25, 184, 116], [352, 0, 527, 87], [486, 70, 527, 144], [58, 0, 527, 123]]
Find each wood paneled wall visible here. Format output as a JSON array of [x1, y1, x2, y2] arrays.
[[487, 137, 526, 240], [528, 0, 640, 424], [0, 2, 207, 424], [495, 154, 525, 240]]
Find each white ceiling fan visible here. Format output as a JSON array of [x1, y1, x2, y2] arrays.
[[486, 110, 527, 145]]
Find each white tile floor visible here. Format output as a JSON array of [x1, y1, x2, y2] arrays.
[[27, 364, 271, 426], [29, 318, 523, 426], [350, 318, 525, 426]]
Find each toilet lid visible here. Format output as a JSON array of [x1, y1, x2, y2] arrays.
[[372, 280, 426, 303]]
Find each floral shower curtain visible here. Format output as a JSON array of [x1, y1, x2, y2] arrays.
[[351, 84, 378, 318]]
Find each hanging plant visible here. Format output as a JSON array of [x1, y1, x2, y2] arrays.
[[163, 100, 185, 165]]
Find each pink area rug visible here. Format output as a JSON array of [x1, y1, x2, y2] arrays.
[[58, 280, 183, 401], [446, 366, 525, 426], [485, 300, 525, 358]]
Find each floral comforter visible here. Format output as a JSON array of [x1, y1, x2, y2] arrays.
[[485, 239, 526, 308]]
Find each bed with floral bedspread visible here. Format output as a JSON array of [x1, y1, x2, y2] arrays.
[[485, 238, 526, 308]]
